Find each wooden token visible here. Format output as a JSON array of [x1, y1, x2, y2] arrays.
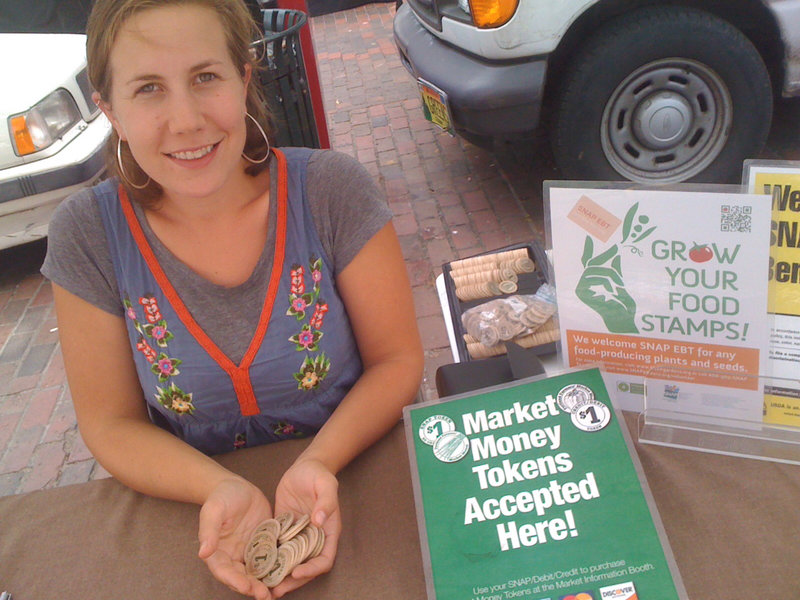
[[279, 512, 310, 544]]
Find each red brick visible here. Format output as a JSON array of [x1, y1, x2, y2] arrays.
[[416, 315, 450, 351], [31, 280, 54, 306], [58, 459, 94, 487], [39, 350, 66, 388], [470, 209, 501, 233], [19, 387, 60, 431], [12, 274, 42, 300], [5, 374, 40, 395], [0, 412, 21, 456], [42, 393, 77, 443], [0, 424, 43, 473], [424, 239, 456, 271], [462, 190, 490, 211], [67, 430, 93, 463], [392, 213, 419, 236], [442, 206, 469, 227], [412, 285, 443, 319], [405, 260, 433, 287], [91, 462, 112, 480], [18, 440, 65, 493], [451, 228, 479, 250]]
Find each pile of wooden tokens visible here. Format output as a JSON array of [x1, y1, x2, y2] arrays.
[[461, 291, 555, 347], [244, 512, 325, 588], [449, 248, 536, 302], [465, 316, 560, 359]]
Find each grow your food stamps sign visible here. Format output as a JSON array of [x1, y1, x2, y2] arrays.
[[743, 160, 800, 427], [546, 185, 771, 420], [403, 368, 686, 600]]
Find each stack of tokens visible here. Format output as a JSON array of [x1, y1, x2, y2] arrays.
[[449, 248, 535, 302], [244, 512, 326, 588], [465, 316, 560, 359]]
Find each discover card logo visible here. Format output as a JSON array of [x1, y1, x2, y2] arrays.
[[599, 581, 638, 600]]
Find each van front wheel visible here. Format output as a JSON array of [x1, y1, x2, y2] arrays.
[[551, 7, 772, 184]]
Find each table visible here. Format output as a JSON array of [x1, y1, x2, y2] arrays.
[[1, 415, 799, 599]]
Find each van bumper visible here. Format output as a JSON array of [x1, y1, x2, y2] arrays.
[[393, 3, 547, 138]]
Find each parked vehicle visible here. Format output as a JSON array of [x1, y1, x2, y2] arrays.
[[0, 11, 110, 250], [394, 0, 800, 184]]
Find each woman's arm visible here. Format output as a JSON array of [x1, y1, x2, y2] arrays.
[[301, 220, 425, 472], [53, 284, 273, 599], [271, 221, 423, 597]]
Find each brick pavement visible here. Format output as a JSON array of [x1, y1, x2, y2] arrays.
[[0, 1, 542, 497]]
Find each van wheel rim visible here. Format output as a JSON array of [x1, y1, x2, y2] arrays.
[[601, 58, 732, 183]]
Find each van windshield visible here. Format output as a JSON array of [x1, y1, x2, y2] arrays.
[[0, 0, 91, 34]]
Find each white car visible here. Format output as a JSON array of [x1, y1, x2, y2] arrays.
[[0, 31, 111, 250]]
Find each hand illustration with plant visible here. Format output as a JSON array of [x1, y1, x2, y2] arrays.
[[575, 202, 656, 333]]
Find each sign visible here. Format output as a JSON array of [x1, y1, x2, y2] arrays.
[[743, 160, 800, 426], [404, 368, 686, 600], [546, 185, 771, 419]]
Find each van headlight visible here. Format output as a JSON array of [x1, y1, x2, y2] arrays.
[[468, 0, 519, 28], [9, 89, 81, 156]]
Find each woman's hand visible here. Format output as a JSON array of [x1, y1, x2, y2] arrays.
[[198, 477, 274, 600], [270, 458, 341, 598]]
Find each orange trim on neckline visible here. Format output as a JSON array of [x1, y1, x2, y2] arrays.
[[119, 148, 288, 417]]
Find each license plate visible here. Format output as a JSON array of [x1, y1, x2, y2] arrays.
[[418, 78, 454, 134]]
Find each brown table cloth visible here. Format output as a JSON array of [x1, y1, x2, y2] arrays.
[[1, 414, 799, 599]]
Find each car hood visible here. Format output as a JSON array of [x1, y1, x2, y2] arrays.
[[0, 33, 88, 115]]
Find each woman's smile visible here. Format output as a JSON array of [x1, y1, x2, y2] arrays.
[[167, 143, 218, 161]]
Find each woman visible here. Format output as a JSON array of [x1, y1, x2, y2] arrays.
[[41, 1, 423, 598]]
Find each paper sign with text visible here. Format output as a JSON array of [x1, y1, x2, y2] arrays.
[[743, 160, 800, 426], [547, 185, 771, 420], [404, 368, 686, 600]]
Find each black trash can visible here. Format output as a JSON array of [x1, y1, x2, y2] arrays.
[[252, 9, 320, 148]]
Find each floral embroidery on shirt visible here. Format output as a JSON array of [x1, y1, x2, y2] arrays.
[[289, 324, 323, 352], [136, 337, 157, 364], [139, 295, 163, 323], [273, 421, 305, 438], [288, 256, 332, 391], [155, 382, 195, 414], [309, 301, 328, 330], [234, 433, 247, 449], [290, 265, 305, 295], [142, 320, 173, 347], [151, 353, 182, 382], [287, 292, 314, 320], [293, 353, 331, 391], [126, 295, 191, 412]]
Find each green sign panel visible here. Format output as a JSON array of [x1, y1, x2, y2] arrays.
[[404, 368, 685, 600]]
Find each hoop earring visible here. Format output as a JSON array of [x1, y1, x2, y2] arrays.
[[117, 139, 151, 189], [242, 112, 271, 164]]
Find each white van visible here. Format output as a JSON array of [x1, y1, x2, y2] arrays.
[[394, 0, 800, 183]]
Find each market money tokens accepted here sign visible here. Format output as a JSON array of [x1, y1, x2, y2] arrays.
[[404, 368, 686, 600]]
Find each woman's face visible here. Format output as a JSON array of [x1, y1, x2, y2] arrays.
[[98, 4, 252, 201]]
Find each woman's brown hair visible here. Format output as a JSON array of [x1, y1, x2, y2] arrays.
[[86, 0, 274, 207]]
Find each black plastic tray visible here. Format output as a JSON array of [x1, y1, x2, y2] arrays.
[[442, 241, 557, 362]]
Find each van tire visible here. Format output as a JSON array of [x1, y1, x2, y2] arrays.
[[551, 7, 772, 183]]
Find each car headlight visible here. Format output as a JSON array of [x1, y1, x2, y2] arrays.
[[9, 89, 81, 156]]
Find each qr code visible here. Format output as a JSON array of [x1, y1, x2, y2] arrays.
[[720, 205, 752, 232]]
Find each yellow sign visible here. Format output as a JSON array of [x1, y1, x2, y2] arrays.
[[744, 161, 800, 427], [752, 171, 800, 316]]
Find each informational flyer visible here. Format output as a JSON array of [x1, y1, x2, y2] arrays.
[[404, 367, 686, 600], [743, 160, 800, 426], [546, 185, 771, 419]]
